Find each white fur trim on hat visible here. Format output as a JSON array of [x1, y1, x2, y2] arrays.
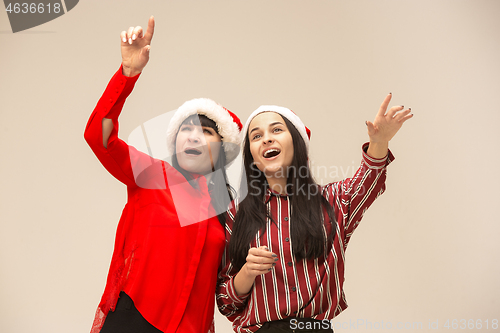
[[242, 105, 310, 151], [166, 98, 242, 164]]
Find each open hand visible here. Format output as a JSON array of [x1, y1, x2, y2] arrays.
[[120, 16, 155, 77], [366, 93, 413, 143]]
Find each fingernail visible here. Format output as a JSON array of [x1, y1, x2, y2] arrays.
[[274, 257, 278, 261], [122, 37, 127, 43], [272, 263, 276, 267], [409, 107, 411, 111], [132, 34, 136, 40], [401, 105, 404, 108], [365, 121, 368, 126], [272, 253, 277, 258], [268, 268, 272, 271], [265, 246, 269, 251], [389, 92, 392, 95], [128, 38, 132, 44]]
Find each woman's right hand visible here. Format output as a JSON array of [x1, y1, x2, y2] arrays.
[[243, 246, 278, 278], [233, 246, 278, 296], [120, 16, 155, 77]]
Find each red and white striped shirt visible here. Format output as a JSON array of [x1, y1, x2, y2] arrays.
[[217, 143, 394, 332]]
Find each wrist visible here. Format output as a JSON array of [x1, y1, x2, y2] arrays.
[[234, 264, 256, 296], [241, 263, 255, 280], [367, 141, 389, 159], [368, 139, 388, 146], [122, 64, 142, 77]]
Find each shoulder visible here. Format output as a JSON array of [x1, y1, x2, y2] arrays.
[[223, 198, 242, 233], [320, 183, 336, 199], [227, 199, 238, 220]]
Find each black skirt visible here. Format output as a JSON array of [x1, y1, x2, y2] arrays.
[[99, 292, 163, 333]]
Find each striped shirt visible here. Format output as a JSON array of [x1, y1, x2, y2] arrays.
[[216, 143, 394, 332]]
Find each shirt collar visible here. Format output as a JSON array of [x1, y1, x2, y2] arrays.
[[264, 186, 289, 204]]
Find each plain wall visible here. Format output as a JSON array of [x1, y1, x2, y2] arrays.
[[0, 1, 499, 332]]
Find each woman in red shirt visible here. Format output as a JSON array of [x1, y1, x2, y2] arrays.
[[85, 17, 242, 333], [217, 99, 412, 332]]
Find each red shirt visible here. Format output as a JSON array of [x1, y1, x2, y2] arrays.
[[217, 144, 394, 332], [84, 66, 225, 333]]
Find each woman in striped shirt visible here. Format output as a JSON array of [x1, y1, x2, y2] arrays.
[[217, 94, 413, 332]]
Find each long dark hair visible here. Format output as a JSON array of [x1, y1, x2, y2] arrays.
[[229, 114, 336, 271], [171, 114, 234, 227]]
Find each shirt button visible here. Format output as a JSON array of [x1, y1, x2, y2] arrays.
[[109, 98, 113, 103], [294, 311, 297, 314], [284, 217, 289, 221], [292, 287, 296, 292], [115, 89, 120, 93], [285, 237, 289, 242], [283, 197, 287, 201], [287, 262, 292, 267]]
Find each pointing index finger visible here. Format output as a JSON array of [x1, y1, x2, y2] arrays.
[[144, 16, 155, 43], [377, 93, 392, 117]]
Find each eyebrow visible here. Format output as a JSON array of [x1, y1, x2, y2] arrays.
[[249, 121, 284, 135], [202, 126, 216, 132]]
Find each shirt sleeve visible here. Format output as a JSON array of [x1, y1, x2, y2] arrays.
[[84, 65, 148, 188], [324, 142, 395, 248], [216, 207, 251, 319]]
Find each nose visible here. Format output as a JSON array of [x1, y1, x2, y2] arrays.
[[262, 132, 273, 145], [187, 127, 205, 143]]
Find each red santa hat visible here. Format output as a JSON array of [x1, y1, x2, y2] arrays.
[[166, 98, 243, 164], [242, 105, 311, 151]]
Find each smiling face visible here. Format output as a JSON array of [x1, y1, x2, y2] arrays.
[[175, 115, 222, 175], [248, 112, 294, 179]]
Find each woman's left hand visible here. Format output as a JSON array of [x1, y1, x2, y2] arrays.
[[366, 93, 413, 143]]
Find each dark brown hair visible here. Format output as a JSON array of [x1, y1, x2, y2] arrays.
[[229, 114, 336, 271]]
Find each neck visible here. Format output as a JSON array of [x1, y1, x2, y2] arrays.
[[204, 172, 213, 185], [183, 171, 212, 189], [266, 175, 288, 195]]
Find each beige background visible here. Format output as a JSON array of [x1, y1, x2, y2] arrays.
[[1, 0, 499, 332]]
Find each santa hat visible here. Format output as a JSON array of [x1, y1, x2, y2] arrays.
[[166, 98, 243, 164], [242, 105, 311, 151]]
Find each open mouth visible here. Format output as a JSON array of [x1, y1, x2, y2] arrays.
[[184, 148, 202, 156], [263, 148, 281, 158]]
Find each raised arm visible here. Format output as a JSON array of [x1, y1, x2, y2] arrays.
[[328, 143, 394, 247], [84, 17, 158, 187], [102, 16, 155, 148], [328, 94, 412, 246]]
